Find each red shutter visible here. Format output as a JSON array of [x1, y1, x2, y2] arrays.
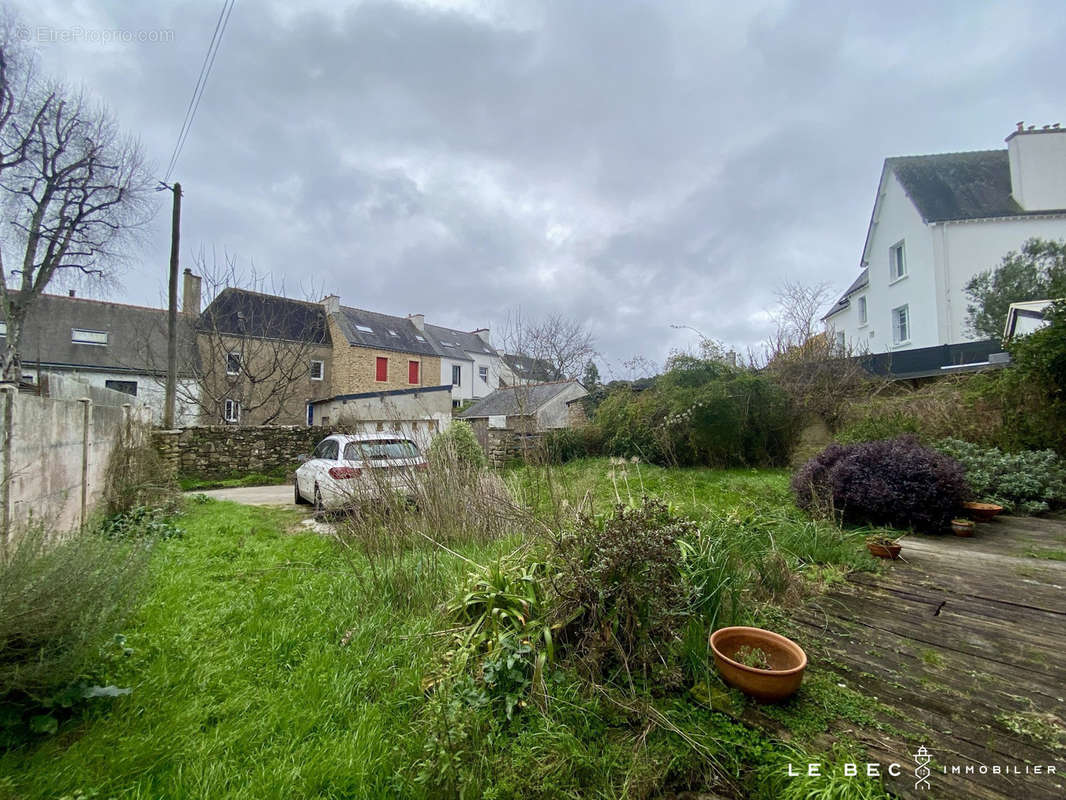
[[409, 360, 419, 384], [376, 356, 388, 382]]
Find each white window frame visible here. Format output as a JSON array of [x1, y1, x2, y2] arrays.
[[226, 351, 242, 376], [223, 398, 240, 423], [0, 321, 6, 337], [479, 365, 489, 383], [834, 331, 845, 353], [71, 328, 108, 346], [857, 295, 868, 326], [891, 304, 910, 346], [889, 241, 907, 283], [451, 364, 462, 386], [310, 359, 324, 381]]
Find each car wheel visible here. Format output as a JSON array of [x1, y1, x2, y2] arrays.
[[294, 477, 309, 505]]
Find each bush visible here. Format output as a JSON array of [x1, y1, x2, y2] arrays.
[[592, 367, 799, 468], [428, 421, 486, 470], [539, 426, 604, 464], [932, 438, 1066, 514], [551, 498, 694, 688], [792, 437, 968, 531], [0, 523, 152, 701]]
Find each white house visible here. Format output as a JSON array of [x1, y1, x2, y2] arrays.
[[827, 122, 1066, 354], [420, 321, 503, 406]]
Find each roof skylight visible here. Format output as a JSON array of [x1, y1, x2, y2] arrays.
[[355, 324, 374, 334]]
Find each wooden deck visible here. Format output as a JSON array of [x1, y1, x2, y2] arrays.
[[722, 515, 1066, 799]]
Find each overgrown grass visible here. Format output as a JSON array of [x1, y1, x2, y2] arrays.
[[177, 464, 295, 492], [1, 462, 892, 800]]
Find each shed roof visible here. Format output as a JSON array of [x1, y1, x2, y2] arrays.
[[457, 380, 585, 418]]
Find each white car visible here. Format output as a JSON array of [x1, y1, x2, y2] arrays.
[[294, 432, 427, 511]]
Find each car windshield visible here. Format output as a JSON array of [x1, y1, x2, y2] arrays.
[[343, 439, 420, 461]]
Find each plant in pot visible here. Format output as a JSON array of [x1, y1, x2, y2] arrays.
[[951, 518, 976, 537], [961, 501, 1004, 522], [709, 627, 807, 703], [866, 535, 902, 560]]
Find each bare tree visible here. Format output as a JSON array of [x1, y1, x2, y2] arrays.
[[0, 26, 153, 381], [174, 249, 329, 426], [501, 309, 596, 382], [759, 279, 878, 428]]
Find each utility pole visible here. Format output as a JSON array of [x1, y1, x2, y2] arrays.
[[164, 182, 182, 429]]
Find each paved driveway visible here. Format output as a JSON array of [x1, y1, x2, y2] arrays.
[[187, 484, 295, 506]]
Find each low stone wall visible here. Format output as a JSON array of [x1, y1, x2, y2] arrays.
[[485, 428, 544, 468], [153, 425, 334, 480]]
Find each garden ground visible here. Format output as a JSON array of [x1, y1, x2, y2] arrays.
[[2, 460, 1063, 798]]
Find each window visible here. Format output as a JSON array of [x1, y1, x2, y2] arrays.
[[310, 360, 324, 381], [387, 329, 399, 337], [72, 328, 108, 346], [0, 321, 6, 336], [343, 439, 419, 461], [306, 403, 314, 426], [355, 324, 374, 334], [408, 360, 419, 384], [892, 305, 910, 345], [226, 352, 241, 375], [451, 364, 461, 386], [857, 295, 868, 326], [375, 356, 388, 382], [479, 366, 489, 382], [313, 438, 338, 460], [105, 379, 138, 396], [834, 332, 845, 353], [889, 241, 906, 281], [223, 398, 240, 423], [414, 334, 426, 342]]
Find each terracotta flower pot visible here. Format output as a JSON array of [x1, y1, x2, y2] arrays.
[[709, 626, 807, 703], [951, 518, 975, 537], [866, 541, 901, 560], [962, 502, 1004, 522]]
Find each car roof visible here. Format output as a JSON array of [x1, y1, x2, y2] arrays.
[[325, 432, 415, 443]]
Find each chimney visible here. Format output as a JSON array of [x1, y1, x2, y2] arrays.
[[321, 294, 340, 315], [407, 313, 424, 331], [182, 269, 201, 315], [472, 327, 491, 345], [1006, 122, 1066, 212]]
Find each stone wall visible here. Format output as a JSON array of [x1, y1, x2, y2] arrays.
[[485, 427, 545, 468], [153, 425, 335, 480]]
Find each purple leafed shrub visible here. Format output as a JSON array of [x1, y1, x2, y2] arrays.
[[792, 436, 968, 531]]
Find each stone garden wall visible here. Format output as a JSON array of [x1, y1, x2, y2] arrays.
[[153, 425, 333, 480]]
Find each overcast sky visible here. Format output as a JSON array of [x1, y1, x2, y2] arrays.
[[9, 0, 1065, 376]]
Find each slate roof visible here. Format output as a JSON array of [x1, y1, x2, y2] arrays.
[[423, 323, 499, 363], [199, 288, 330, 345], [501, 353, 562, 382], [886, 149, 1066, 223], [458, 380, 584, 418], [333, 305, 440, 358], [6, 293, 198, 376], [824, 268, 869, 319]]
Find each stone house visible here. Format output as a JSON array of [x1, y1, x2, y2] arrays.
[[195, 283, 334, 426]]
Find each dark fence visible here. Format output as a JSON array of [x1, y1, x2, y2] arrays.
[[860, 339, 1004, 379]]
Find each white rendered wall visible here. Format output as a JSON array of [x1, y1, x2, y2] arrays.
[[936, 215, 1066, 342], [41, 368, 200, 426], [439, 358, 473, 402]]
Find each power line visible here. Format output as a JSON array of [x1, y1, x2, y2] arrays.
[[163, 0, 237, 182]]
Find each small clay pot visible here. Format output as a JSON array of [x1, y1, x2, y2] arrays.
[[709, 626, 807, 703], [961, 502, 1004, 522], [867, 541, 901, 559], [951, 518, 975, 537]]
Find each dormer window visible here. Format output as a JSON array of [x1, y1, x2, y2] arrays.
[[72, 328, 108, 346], [889, 241, 907, 281]]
